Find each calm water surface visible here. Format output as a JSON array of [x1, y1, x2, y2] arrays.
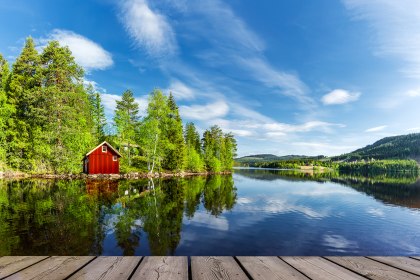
[[1, 168, 420, 255]]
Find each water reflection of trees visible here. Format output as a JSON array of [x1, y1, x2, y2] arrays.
[[0, 179, 103, 255], [235, 168, 420, 209], [203, 175, 236, 216], [0, 174, 237, 256]]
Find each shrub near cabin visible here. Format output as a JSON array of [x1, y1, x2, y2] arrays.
[[83, 141, 122, 174]]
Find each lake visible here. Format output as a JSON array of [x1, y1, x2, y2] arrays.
[[1, 168, 420, 255]]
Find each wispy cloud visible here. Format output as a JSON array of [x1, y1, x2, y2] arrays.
[[119, 0, 176, 57], [365, 125, 387, 132], [165, 80, 195, 100], [41, 29, 113, 71], [237, 57, 314, 108], [343, 0, 420, 78], [180, 100, 229, 121], [321, 89, 361, 105]]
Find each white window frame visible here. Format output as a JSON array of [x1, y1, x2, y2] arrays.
[[113, 155, 118, 161], [102, 145, 107, 153]]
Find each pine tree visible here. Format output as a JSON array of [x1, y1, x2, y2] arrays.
[[87, 85, 107, 142], [6, 37, 43, 170], [114, 89, 140, 167], [162, 93, 185, 171], [184, 122, 201, 154], [40, 40, 93, 173], [184, 122, 204, 172]]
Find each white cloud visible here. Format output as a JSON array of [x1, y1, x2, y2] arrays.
[[179, 100, 229, 120], [101, 93, 148, 120], [83, 79, 107, 93], [321, 89, 361, 105], [165, 80, 195, 100], [43, 29, 113, 71], [365, 125, 387, 132], [264, 121, 345, 134], [119, 0, 176, 57], [343, 0, 420, 78], [406, 88, 420, 97], [101, 93, 121, 118]]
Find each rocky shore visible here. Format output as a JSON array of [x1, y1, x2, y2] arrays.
[[0, 170, 232, 180]]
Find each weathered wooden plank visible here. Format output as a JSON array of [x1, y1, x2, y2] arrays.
[[68, 256, 141, 280], [237, 256, 308, 280], [5, 256, 95, 280], [326, 257, 420, 280], [191, 257, 249, 280], [130, 256, 187, 280], [0, 256, 49, 278], [369, 257, 420, 276], [282, 257, 367, 280]]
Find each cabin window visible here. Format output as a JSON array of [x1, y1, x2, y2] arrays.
[[102, 145, 107, 152], [113, 156, 117, 161]]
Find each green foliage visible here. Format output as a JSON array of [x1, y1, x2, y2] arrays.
[[139, 89, 169, 172], [185, 147, 205, 172], [0, 55, 13, 168], [202, 125, 237, 172], [161, 93, 185, 171], [114, 89, 140, 167], [87, 85, 106, 142], [184, 122, 201, 154], [338, 159, 419, 175]]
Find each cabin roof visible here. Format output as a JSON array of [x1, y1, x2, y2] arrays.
[[84, 141, 122, 158]]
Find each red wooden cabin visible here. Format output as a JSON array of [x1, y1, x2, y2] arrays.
[[83, 141, 122, 174]]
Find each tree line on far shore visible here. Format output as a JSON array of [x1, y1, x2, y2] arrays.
[[0, 37, 237, 174]]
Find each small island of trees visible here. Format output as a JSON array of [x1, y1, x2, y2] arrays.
[[0, 37, 237, 175]]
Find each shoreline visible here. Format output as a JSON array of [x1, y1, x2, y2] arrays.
[[0, 170, 232, 180]]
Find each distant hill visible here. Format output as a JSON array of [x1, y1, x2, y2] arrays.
[[235, 133, 420, 166], [235, 154, 320, 165], [333, 133, 420, 162]]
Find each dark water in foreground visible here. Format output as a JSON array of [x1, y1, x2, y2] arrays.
[[1, 168, 420, 255]]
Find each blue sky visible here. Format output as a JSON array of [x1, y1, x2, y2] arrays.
[[1, 0, 420, 156]]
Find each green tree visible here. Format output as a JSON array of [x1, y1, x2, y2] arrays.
[[185, 122, 201, 154], [0, 54, 13, 169], [221, 133, 237, 171], [40, 40, 94, 173], [162, 93, 185, 171], [114, 90, 140, 167], [139, 89, 169, 173], [87, 85, 107, 142], [202, 125, 223, 172], [6, 37, 43, 170]]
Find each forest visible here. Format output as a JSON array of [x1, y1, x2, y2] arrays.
[[0, 37, 237, 174], [239, 158, 419, 175]]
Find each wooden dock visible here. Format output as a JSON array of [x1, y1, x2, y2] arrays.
[[1, 256, 420, 280]]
